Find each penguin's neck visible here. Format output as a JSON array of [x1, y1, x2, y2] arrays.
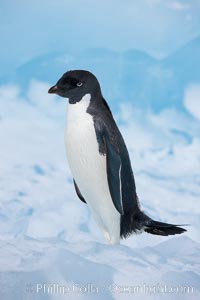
[[66, 93, 92, 124]]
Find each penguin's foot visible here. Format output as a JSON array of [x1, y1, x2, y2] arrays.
[[103, 230, 120, 245], [103, 230, 111, 243], [108, 239, 120, 245]]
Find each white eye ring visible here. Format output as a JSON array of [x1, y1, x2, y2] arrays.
[[77, 82, 83, 87]]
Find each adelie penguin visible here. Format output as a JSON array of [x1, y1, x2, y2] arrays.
[[48, 70, 186, 245]]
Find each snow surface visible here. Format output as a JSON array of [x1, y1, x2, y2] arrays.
[[0, 80, 200, 299]]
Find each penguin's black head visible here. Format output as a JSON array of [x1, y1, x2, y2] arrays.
[[48, 70, 101, 104]]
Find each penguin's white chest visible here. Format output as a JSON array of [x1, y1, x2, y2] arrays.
[[65, 94, 120, 244]]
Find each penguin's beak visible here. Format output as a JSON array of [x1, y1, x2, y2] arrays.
[[48, 85, 58, 94]]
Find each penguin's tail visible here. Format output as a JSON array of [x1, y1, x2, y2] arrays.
[[120, 210, 187, 238], [144, 218, 187, 236]]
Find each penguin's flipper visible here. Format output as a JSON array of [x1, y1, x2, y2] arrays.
[[104, 135, 124, 215], [73, 179, 87, 204]]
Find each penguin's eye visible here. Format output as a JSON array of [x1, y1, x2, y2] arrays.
[[76, 82, 83, 87]]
